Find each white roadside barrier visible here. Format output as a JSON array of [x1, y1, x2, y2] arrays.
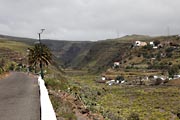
[[38, 76, 57, 120]]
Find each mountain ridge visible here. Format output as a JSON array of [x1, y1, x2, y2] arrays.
[[0, 34, 178, 72]]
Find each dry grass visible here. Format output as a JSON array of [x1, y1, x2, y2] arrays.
[[66, 70, 180, 120], [167, 79, 180, 86], [0, 39, 30, 55]]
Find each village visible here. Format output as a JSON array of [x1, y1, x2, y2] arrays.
[[98, 36, 180, 86]]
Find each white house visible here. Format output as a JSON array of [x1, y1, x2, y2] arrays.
[[121, 80, 125, 84], [101, 76, 106, 81], [134, 41, 147, 47], [174, 75, 180, 79], [153, 46, 158, 49], [150, 41, 154, 46], [151, 75, 167, 80], [113, 62, 120, 67], [106, 80, 116, 85]]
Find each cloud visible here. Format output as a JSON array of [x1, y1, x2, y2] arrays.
[[0, 0, 180, 40]]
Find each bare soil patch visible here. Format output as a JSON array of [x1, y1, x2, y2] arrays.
[[49, 90, 104, 120]]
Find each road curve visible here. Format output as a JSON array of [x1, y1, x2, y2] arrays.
[[0, 72, 40, 120]]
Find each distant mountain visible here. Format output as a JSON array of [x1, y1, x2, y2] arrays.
[[0, 34, 36, 45], [118, 34, 151, 40], [41, 35, 149, 72], [0, 34, 165, 73]]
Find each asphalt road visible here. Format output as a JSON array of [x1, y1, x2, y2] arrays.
[[0, 72, 40, 120]]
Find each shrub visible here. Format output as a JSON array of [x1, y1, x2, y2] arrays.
[[8, 63, 15, 71], [143, 44, 153, 50], [127, 113, 140, 120], [168, 62, 172, 66], [154, 40, 160, 46], [177, 113, 180, 119], [163, 79, 169, 84], [168, 65, 179, 78], [129, 56, 133, 60], [45, 78, 68, 90], [126, 66, 132, 69], [137, 54, 141, 57], [97, 91, 101, 96], [114, 65, 119, 69], [165, 47, 174, 53], [106, 112, 122, 120], [143, 53, 153, 59], [166, 53, 172, 58], [116, 76, 124, 82], [148, 75, 154, 79], [154, 78, 163, 85]]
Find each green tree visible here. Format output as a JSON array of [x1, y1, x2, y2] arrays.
[[28, 44, 52, 74], [153, 40, 160, 46], [168, 65, 179, 78], [143, 44, 153, 50]]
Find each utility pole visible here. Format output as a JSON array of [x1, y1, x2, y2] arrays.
[[167, 26, 170, 36], [27, 48, 30, 75], [38, 29, 45, 79], [116, 29, 119, 38]]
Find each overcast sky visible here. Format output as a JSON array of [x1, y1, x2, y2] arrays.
[[0, 0, 180, 41]]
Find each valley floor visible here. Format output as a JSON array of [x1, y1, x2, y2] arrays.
[[65, 70, 180, 120]]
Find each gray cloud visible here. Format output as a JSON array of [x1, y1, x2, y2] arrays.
[[0, 0, 180, 40]]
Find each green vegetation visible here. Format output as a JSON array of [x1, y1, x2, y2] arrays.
[[0, 39, 30, 54], [0, 39, 31, 73], [44, 70, 67, 91], [67, 71, 180, 120], [43, 66, 73, 119], [168, 65, 179, 78], [50, 95, 77, 120], [50, 35, 180, 119], [2, 34, 180, 120], [28, 44, 52, 76]]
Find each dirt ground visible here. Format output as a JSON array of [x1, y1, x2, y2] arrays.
[[49, 90, 104, 120]]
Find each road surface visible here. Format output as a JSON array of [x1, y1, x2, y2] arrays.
[[0, 72, 40, 120]]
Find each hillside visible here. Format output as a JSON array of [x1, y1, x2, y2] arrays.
[[0, 34, 36, 45], [1, 34, 180, 119], [42, 35, 152, 72], [0, 34, 160, 73], [0, 34, 138, 72], [1, 34, 180, 74], [63, 35, 180, 120], [0, 38, 31, 72], [42, 40, 94, 68], [102, 35, 180, 84]]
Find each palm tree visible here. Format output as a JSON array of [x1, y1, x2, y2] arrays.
[[28, 44, 52, 76]]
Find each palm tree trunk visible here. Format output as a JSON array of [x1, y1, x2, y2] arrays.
[[40, 60, 44, 79], [34, 63, 37, 74]]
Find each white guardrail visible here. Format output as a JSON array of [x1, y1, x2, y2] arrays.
[[38, 76, 57, 120]]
